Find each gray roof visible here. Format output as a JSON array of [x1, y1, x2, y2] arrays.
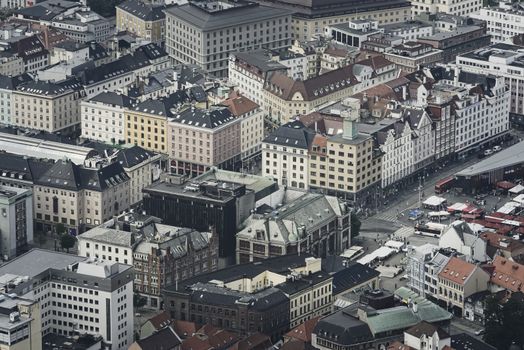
[[171, 107, 236, 129], [314, 308, 373, 345], [456, 141, 524, 177], [0, 248, 85, 279], [78, 227, 134, 247], [116, 146, 157, 168], [451, 333, 497, 350], [164, 2, 291, 31], [117, 0, 165, 21], [263, 120, 316, 149], [88, 91, 137, 108]]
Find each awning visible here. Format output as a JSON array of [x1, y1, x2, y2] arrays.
[[423, 196, 446, 207], [428, 211, 450, 217], [448, 202, 468, 213], [497, 202, 520, 214], [497, 181, 515, 190], [509, 184, 524, 194]]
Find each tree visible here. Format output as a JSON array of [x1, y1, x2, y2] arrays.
[[351, 212, 361, 238], [59, 234, 76, 253], [484, 293, 524, 350], [55, 223, 66, 235], [134, 293, 147, 308]]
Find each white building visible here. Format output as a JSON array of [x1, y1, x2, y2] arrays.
[[0, 249, 134, 350], [411, 0, 482, 17], [0, 74, 32, 127], [81, 92, 137, 145], [470, 1, 524, 44], [325, 20, 381, 48], [407, 243, 439, 297], [275, 51, 310, 81], [262, 120, 315, 189], [0, 185, 33, 260], [457, 44, 524, 119], [404, 321, 451, 350], [439, 220, 489, 262], [381, 21, 434, 41]]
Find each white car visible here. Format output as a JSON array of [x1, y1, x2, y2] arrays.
[[484, 149, 493, 156], [493, 145, 502, 152]]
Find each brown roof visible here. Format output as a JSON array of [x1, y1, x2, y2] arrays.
[[220, 94, 259, 117], [135, 326, 182, 350], [438, 257, 477, 285], [230, 333, 272, 350], [173, 320, 197, 339], [284, 316, 321, 343], [145, 311, 173, 330], [281, 340, 307, 350], [481, 232, 524, 253], [181, 326, 240, 350], [387, 341, 415, 350], [490, 255, 524, 292], [405, 321, 450, 339]]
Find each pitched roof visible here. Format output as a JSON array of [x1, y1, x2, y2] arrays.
[[172, 107, 237, 129], [181, 326, 240, 350], [172, 320, 197, 339], [404, 321, 449, 339], [132, 91, 190, 117], [0, 73, 33, 91], [230, 333, 272, 350], [481, 232, 524, 253], [135, 326, 181, 350], [88, 91, 137, 108], [116, 146, 156, 168], [332, 263, 380, 295], [284, 316, 321, 342], [490, 255, 524, 292], [438, 257, 477, 285], [263, 120, 316, 149], [145, 311, 173, 330], [451, 333, 497, 350], [220, 94, 259, 116], [387, 341, 415, 350], [13, 35, 48, 61], [117, 0, 165, 21], [17, 77, 83, 96]]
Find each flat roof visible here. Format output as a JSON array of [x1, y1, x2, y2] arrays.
[[456, 141, 524, 177], [0, 249, 85, 279]]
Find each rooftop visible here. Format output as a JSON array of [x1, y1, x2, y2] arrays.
[[456, 141, 524, 177]]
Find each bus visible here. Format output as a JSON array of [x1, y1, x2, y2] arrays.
[[414, 222, 447, 237], [435, 176, 455, 194]]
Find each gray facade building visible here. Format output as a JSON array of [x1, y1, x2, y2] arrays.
[[164, 1, 293, 77], [0, 185, 33, 260]]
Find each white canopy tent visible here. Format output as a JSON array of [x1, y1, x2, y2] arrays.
[[357, 246, 394, 265], [423, 196, 446, 208], [509, 184, 524, 195], [497, 202, 521, 214]]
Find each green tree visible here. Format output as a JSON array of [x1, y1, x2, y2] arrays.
[[351, 212, 361, 238], [55, 223, 66, 235], [484, 293, 524, 350], [59, 234, 76, 253]]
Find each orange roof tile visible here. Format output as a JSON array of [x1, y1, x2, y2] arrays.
[[438, 257, 477, 285], [284, 316, 321, 343], [490, 255, 524, 292], [220, 94, 259, 117]]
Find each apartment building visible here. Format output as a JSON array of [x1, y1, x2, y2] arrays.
[[262, 56, 397, 124], [0, 249, 134, 349], [457, 44, 524, 119], [165, 1, 293, 77], [168, 106, 241, 176], [471, 2, 524, 44], [384, 42, 443, 73], [12, 78, 85, 134], [13, 35, 49, 73], [0, 294, 41, 350], [228, 50, 288, 106], [0, 73, 32, 127], [426, 95, 456, 161], [116, 0, 165, 43], [220, 93, 264, 162], [81, 91, 137, 145], [236, 192, 351, 263], [125, 91, 189, 154], [411, 0, 482, 17], [0, 55, 24, 77], [252, 0, 411, 42], [78, 215, 218, 308], [0, 185, 33, 260], [437, 257, 489, 316], [33, 159, 130, 234]]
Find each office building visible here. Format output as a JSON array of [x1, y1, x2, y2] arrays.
[[0, 185, 33, 260], [411, 0, 482, 18], [116, 0, 165, 43], [0, 294, 42, 350], [471, 1, 524, 44], [164, 1, 293, 77]]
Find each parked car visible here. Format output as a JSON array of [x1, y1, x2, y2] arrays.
[[475, 329, 485, 336], [484, 149, 493, 156], [493, 145, 502, 152]]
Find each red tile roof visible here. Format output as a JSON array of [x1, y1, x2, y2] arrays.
[[438, 257, 477, 285], [284, 316, 321, 343], [490, 255, 524, 292]]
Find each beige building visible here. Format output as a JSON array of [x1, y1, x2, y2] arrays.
[[437, 257, 490, 316], [33, 159, 130, 234], [220, 93, 264, 162], [0, 295, 42, 350], [116, 0, 165, 43], [253, 0, 411, 41], [411, 0, 481, 17], [12, 78, 85, 134], [168, 106, 241, 176], [263, 56, 397, 124], [0, 55, 24, 76]]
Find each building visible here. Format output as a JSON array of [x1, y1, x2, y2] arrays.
[[325, 20, 381, 49], [0, 293, 42, 350], [33, 159, 130, 234], [470, 1, 524, 44], [403, 321, 451, 350], [116, 0, 165, 43], [489, 255, 524, 293], [457, 43, 524, 120], [411, 0, 482, 17], [81, 91, 137, 145], [129, 326, 181, 350], [163, 255, 332, 342], [12, 78, 85, 134], [438, 221, 489, 263], [381, 20, 434, 41], [0, 185, 33, 260], [407, 244, 440, 297], [50, 11, 112, 43], [78, 216, 218, 308], [143, 169, 277, 264], [125, 91, 190, 154], [12, 35, 49, 73], [219, 93, 264, 163], [0, 73, 33, 127], [251, 0, 411, 42], [0, 249, 134, 349], [50, 40, 89, 65], [168, 106, 242, 176], [384, 42, 443, 73], [236, 191, 350, 263], [164, 1, 293, 77], [437, 257, 490, 316]]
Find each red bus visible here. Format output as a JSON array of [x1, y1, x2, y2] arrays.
[[435, 176, 455, 194]]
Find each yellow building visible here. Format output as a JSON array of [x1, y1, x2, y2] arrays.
[[125, 103, 169, 154], [116, 0, 165, 43]]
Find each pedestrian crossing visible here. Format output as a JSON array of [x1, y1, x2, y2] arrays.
[[372, 211, 401, 223], [393, 226, 415, 239]]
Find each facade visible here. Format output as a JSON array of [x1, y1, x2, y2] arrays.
[[411, 0, 482, 17], [403, 322, 451, 350], [457, 43, 524, 118], [220, 93, 264, 162], [12, 78, 85, 134], [165, 1, 293, 77], [0, 294, 42, 350], [437, 256, 490, 316], [325, 20, 381, 49], [235, 192, 351, 263], [489, 255, 524, 293], [407, 244, 440, 297], [470, 2, 524, 44], [0, 74, 32, 127], [116, 0, 165, 43], [168, 106, 242, 176], [13, 35, 49, 73], [81, 92, 137, 145], [252, 0, 411, 42], [384, 42, 443, 73], [0, 249, 134, 350], [438, 220, 488, 263], [51, 11, 112, 43], [0, 185, 33, 260], [33, 159, 130, 234]]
